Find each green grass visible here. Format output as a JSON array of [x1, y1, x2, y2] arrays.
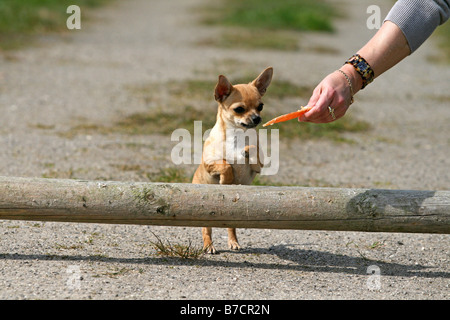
[[60, 105, 216, 138], [148, 167, 192, 183], [113, 105, 216, 136], [205, 0, 336, 32], [0, 0, 109, 50], [199, 0, 337, 51]]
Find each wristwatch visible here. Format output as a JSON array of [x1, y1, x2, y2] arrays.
[[344, 54, 374, 89]]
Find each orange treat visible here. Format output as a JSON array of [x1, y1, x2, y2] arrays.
[[262, 106, 312, 127]]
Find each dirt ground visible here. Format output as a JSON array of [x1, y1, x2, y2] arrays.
[[0, 0, 448, 300]]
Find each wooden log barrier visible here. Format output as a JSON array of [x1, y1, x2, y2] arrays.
[[0, 176, 449, 234]]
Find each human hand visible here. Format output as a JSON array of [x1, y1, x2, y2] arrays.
[[299, 69, 355, 123]]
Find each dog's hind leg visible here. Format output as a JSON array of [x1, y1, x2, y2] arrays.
[[227, 228, 241, 250]]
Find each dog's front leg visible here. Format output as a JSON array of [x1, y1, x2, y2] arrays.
[[227, 228, 241, 250], [205, 159, 234, 184]]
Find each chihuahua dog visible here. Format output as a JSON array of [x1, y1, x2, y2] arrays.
[[192, 67, 273, 253]]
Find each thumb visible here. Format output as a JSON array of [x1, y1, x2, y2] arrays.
[[307, 86, 321, 107]]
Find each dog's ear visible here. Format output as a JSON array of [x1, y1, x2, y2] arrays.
[[214, 75, 233, 102], [252, 67, 273, 96]]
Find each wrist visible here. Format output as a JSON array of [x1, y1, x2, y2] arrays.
[[343, 54, 375, 90], [340, 63, 363, 93]]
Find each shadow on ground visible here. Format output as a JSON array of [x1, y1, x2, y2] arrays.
[[1, 244, 447, 279]]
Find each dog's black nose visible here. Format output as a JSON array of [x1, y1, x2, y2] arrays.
[[251, 115, 261, 125]]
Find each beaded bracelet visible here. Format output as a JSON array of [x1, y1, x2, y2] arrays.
[[344, 54, 374, 89]]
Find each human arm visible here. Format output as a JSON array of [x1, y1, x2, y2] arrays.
[[300, 21, 410, 123], [300, 0, 450, 123]]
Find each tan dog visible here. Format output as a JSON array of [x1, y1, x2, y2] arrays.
[[192, 67, 273, 254]]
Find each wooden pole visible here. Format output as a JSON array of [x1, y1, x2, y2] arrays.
[[0, 176, 449, 234]]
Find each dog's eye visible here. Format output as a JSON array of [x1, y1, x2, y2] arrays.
[[234, 106, 245, 114], [257, 103, 264, 112]]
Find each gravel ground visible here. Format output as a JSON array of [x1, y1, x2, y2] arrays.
[[0, 0, 448, 300]]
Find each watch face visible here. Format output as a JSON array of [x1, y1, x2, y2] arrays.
[[357, 61, 368, 72]]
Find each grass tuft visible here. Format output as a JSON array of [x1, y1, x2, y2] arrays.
[[148, 167, 192, 183], [150, 232, 204, 259]]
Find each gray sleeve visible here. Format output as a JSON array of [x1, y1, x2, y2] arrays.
[[384, 0, 450, 53]]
